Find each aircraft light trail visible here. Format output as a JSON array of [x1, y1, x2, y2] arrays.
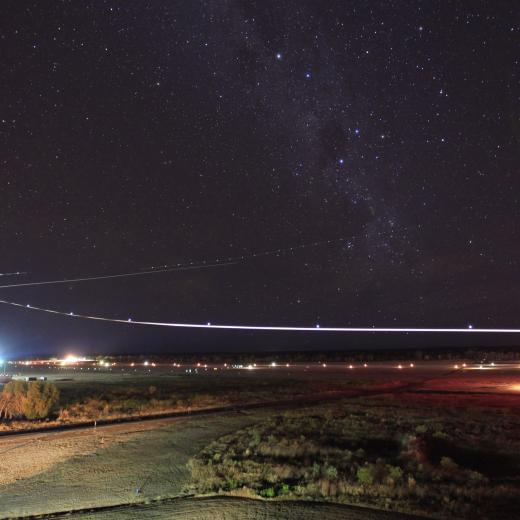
[[0, 262, 236, 290], [141, 237, 347, 271], [0, 238, 346, 290], [0, 299, 519, 333]]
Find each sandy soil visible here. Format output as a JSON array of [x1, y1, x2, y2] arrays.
[[0, 412, 262, 519]]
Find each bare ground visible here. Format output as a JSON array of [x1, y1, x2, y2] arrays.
[[0, 412, 262, 519], [63, 496, 425, 520]]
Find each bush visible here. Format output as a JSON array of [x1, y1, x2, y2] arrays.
[[1, 380, 60, 420], [440, 456, 458, 471], [259, 487, 275, 498], [24, 381, 60, 419], [357, 465, 375, 485]]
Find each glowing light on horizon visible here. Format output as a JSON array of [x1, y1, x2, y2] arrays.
[[60, 354, 90, 365]]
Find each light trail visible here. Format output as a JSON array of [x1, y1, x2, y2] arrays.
[[0, 271, 27, 277], [0, 262, 236, 290], [141, 237, 347, 271], [0, 237, 346, 290], [1, 298, 520, 333]]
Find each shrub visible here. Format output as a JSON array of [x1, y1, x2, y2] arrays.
[[357, 465, 375, 485], [440, 456, 458, 471], [24, 381, 60, 419], [1, 380, 59, 420], [259, 487, 275, 498]]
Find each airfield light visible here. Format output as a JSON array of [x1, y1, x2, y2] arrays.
[[454, 364, 459, 369], [62, 354, 81, 365], [349, 364, 354, 369], [397, 364, 403, 369], [410, 363, 414, 368], [363, 363, 368, 367], [286, 363, 290, 367], [322, 363, 327, 368], [462, 363, 467, 367]]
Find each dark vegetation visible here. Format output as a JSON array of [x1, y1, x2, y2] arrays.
[[52, 372, 363, 424], [187, 395, 520, 519], [99, 347, 520, 366]]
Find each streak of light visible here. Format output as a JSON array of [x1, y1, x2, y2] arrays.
[[141, 237, 348, 271], [2, 299, 520, 333], [0, 271, 27, 277], [0, 262, 236, 290]]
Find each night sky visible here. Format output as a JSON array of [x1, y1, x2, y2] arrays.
[[1, 1, 519, 357]]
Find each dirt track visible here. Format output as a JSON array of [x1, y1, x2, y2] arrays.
[[41, 496, 426, 520]]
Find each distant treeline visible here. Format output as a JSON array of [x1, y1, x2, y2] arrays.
[[90, 347, 520, 365]]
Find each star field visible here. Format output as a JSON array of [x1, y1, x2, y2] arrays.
[[0, 1, 519, 354]]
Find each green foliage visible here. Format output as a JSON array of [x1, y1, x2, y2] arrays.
[[23, 381, 60, 419], [388, 465, 403, 481], [280, 483, 290, 495], [325, 465, 338, 480], [1, 380, 59, 420], [356, 465, 375, 485], [259, 487, 275, 498]]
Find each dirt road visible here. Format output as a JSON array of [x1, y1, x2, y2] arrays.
[[45, 496, 426, 520]]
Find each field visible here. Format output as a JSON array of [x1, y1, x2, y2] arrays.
[[0, 360, 519, 519]]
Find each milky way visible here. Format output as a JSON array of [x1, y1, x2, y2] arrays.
[[0, 1, 519, 354]]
